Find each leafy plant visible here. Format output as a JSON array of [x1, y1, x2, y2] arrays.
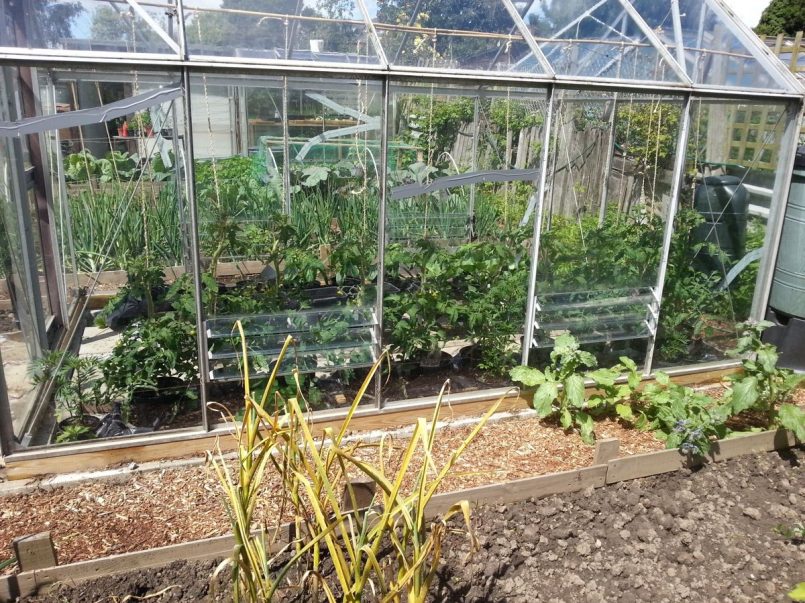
[[122, 254, 165, 318], [626, 372, 729, 456], [790, 583, 805, 602], [55, 424, 93, 443], [29, 350, 114, 421], [102, 314, 197, 417], [211, 324, 501, 602], [510, 333, 598, 444], [725, 321, 805, 440], [775, 521, 805, 541]]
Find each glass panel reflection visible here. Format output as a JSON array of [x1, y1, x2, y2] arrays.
[[0, 0, 179, 55], [654, 99, 789, 366], [184, 0, 382, 64]]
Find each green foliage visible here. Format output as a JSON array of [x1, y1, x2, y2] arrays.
[[725, 321, 805, 438], [102, 314, 197, 417], [790, 583, 805, 602], [775, 521, 805, 541], [539, 207, 663, 293], [122, 255, 165, 319], [29, 351, 114, 420], [656, 207, 727, 362], [510, 333, 600, 444], [68, 181, 183, 272], [55, 424, 93, 443], [755, 0, 805, 36], [632, 372, 729, 456], [383, 230, 528, 368], [402, 96, 475, 155], [616, 102, 682, 171], [212, 327, 500, 603]]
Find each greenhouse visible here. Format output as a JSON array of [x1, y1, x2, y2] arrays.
[[0, 0, 803, 462]]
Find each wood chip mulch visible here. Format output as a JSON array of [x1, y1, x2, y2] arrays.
[[0, 414, 662, 573]]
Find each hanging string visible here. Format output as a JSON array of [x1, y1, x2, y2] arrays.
[[197, 16, 222, 211], [503, 38, 512, 228], [423, 33, 438, 239]]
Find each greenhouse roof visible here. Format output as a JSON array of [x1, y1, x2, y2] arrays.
[[0, 0, 802, 97]]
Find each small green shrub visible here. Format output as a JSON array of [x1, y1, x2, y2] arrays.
[[725, 321, 805, 440], [510, 333, 599, 444]]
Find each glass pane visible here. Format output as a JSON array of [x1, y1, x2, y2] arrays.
[[632, 0, 787, 91], [521, 0, 682, 82], [0, 0, 179, 55], [383, 82, 547, 402], [192, 74, 382, 413], [654, 99, 789, 367], [0, 70, 41, 441], [184, 0, 382, 64], [369, 0, 545, 74], [533, 90, 684, 369], [9, 66, 201, 447]]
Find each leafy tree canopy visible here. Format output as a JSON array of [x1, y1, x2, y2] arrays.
[[755, 0, 805, 36]]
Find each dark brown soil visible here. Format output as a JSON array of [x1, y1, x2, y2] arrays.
[[23, 447, 805, 602]]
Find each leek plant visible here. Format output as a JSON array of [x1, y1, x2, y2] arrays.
[[210, 322, 503, 602]]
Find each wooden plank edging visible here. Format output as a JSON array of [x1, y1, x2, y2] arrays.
[[0, 428, 798, 601]]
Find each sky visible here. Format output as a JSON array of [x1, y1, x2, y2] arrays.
[[722, 0, 769, 28]]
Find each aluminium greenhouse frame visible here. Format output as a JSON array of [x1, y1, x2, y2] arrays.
[[0, 0, 803, 460]]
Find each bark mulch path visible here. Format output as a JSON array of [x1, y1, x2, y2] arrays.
[[0, 414, 662, 574], [22, 446, 805, 603]]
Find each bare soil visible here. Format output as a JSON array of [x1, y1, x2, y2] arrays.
[[22, 447, 805, 602]]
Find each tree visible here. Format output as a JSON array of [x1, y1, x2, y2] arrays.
[[755, 0, 805, 36], [5, 1, 83, 47]]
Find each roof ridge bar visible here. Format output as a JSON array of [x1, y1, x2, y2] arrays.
[[355, 0, 389, 68], [704, 0, 803, 94], [500, 0, 555, 76], [124, 0, 181, 55], [615, 0, 692, 85]]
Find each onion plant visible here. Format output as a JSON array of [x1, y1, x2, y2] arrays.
[[210, 321, 503, 602]]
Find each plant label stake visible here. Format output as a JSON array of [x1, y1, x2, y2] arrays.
[[12, 532, 57, 571], [593, 438, 620, 466]]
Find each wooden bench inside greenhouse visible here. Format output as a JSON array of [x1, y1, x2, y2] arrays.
[[205, 306, 378, 381], [532, 287, 659, 348]]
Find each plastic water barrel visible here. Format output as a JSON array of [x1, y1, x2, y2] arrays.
[[693, 175, 749, 274], [769, 146, 805, 318]]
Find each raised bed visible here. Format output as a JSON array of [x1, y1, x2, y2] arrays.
[[0, 427, 798, 602]]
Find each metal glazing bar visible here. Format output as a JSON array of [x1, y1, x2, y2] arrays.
[[180, 67, 209, 431], [642, 93, 693, 375], [615, 0, 692, 85], [522, 85, 555, 363], [500, 0, 555, 76], [691, 0, 708, 84], [705, 0, 801, 93], [598, 93, 619, 226], [0, 347, 15, 454], [469, 96, 480, 237], [175, 0, 188, 58], [124, 0, 181, 54], [282, 76, 291, 215], [391, 0, 422, 65], [750, 99, 805, 320], [0, 50, 802, 102], [355, 0, 389, 68], [375, 77, 390, 409], [671, 0, 687, 74]]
